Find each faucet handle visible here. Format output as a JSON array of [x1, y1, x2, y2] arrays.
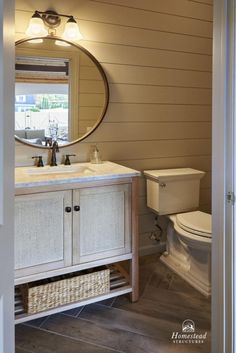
[[64, 154, 76, 165], [45, 137, 52, 147], [32, 156, 44, 167], [52, 140, 59, 152]]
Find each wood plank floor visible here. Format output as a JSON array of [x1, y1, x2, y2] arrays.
[[15, 254, 211, 353]]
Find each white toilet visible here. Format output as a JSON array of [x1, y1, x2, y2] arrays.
[[144, 168, 212, 297]]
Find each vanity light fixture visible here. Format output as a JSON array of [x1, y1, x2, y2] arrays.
[[62, 17, 83, 40], [25, 10, 83, 41], [26, 11, 48, 37]]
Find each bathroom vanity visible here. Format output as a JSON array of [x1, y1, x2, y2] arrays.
[[14, 161, 140, 323]]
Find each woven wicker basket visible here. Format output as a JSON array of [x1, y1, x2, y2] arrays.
[[20, 268, 110, 314]]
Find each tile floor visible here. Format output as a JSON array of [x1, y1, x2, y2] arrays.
[[15, 254, 211, 353]]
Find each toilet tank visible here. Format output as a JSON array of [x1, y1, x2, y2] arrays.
[[144, 168, 205, 215]]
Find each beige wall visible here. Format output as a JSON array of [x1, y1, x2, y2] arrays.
[[15, 0, 212, 254]]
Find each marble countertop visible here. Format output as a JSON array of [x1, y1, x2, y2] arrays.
[[15, 161, 140, 189]]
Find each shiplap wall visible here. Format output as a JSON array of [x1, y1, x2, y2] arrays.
[[15, 0, 213, 254]]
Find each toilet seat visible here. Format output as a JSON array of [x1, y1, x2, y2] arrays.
[[176, 211, 212, 238]]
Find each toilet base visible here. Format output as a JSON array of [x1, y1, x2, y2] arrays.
[[160, 252, 211, 297]]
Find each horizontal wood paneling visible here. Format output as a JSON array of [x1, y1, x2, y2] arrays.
[[15, 5, 213, 38], [109, 84, 211, 104], [14, 33, 212, 72], [189, 0, 213, 5], [104, 104, 212, 123], [80, 24, 212, 55], [80, 68, 104, 81], [114, 156, 212, 176], [77, 2, 213, 38], [85, 140, 212, 159], [104, 64, 212, 88], [90, 0, 213, 21], [80, 93, 104, 106], [79, 107, 104, 120], [15, 0, 213, 252], [15, 15, 212, 55], [80, 81, 105, 93], [87, 122, 212, 141], [83, 42, 212, 72]]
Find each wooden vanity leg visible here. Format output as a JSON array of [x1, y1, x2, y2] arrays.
[[130, 177, 139, 302]]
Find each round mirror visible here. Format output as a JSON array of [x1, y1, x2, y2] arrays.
[[15, 36, 109, 148]]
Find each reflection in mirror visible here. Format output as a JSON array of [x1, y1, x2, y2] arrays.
[[15, 37, 109, 148], [15, 56, 69, 145]]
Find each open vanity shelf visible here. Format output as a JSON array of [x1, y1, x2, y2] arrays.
[[14, 162, 140, 324], [15, 262, 131, 324]]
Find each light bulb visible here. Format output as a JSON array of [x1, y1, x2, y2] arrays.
[[26, 12, 48, 37], [62, 17, 83, 41]]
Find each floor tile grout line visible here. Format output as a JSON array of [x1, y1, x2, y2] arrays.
[[77, 304, 86, 316], [143, 281, 212, 301], [76, 306, 85, 317], [76, 315, 177, 340], [79, 297, 211, 322], [58, 311, 185, 341], [95, 298, 117, 308], [110, 297, 117, 307], [61, 311, 76, 318], [141, 288, 211, 309], [112, 295, 211, 322], [16, 257, 211, 352], [18, 318, 211, 353], [53, 306, 84, 318], [46, 314, 210, 350], [39, 315, 50, 328], [85, 298, 199, 325], [144, 264, 212, 303], [27, 324, 126, 353]]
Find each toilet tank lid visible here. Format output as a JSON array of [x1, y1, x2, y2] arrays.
[[143, 168, 205, 182], [177, 211, 212, 235]]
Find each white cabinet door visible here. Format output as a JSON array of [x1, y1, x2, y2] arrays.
[[15, 190, 72, 278], [73, 184, 131, 264]]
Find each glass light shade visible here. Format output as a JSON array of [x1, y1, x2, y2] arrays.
[[26, 17, 48, 37], [62, 20, 83, 41]]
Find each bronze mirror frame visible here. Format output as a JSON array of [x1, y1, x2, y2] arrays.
[[15, 36, 109, 149]]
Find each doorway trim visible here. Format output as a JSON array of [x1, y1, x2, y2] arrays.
[[0, 0, 15, 352], [212, 0, 235, 352]]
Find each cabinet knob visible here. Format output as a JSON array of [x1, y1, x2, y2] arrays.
[[74, 205, 80, 212], [65, 206, 72, 213]]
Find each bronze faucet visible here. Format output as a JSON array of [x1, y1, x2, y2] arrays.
[[50, 141, 59, 166]]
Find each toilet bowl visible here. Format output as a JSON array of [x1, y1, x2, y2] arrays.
[[144, 168, 211, 297], [161, 211, 212, 297]]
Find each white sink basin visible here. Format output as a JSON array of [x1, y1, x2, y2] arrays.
[[26, 165, 95, 175]]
